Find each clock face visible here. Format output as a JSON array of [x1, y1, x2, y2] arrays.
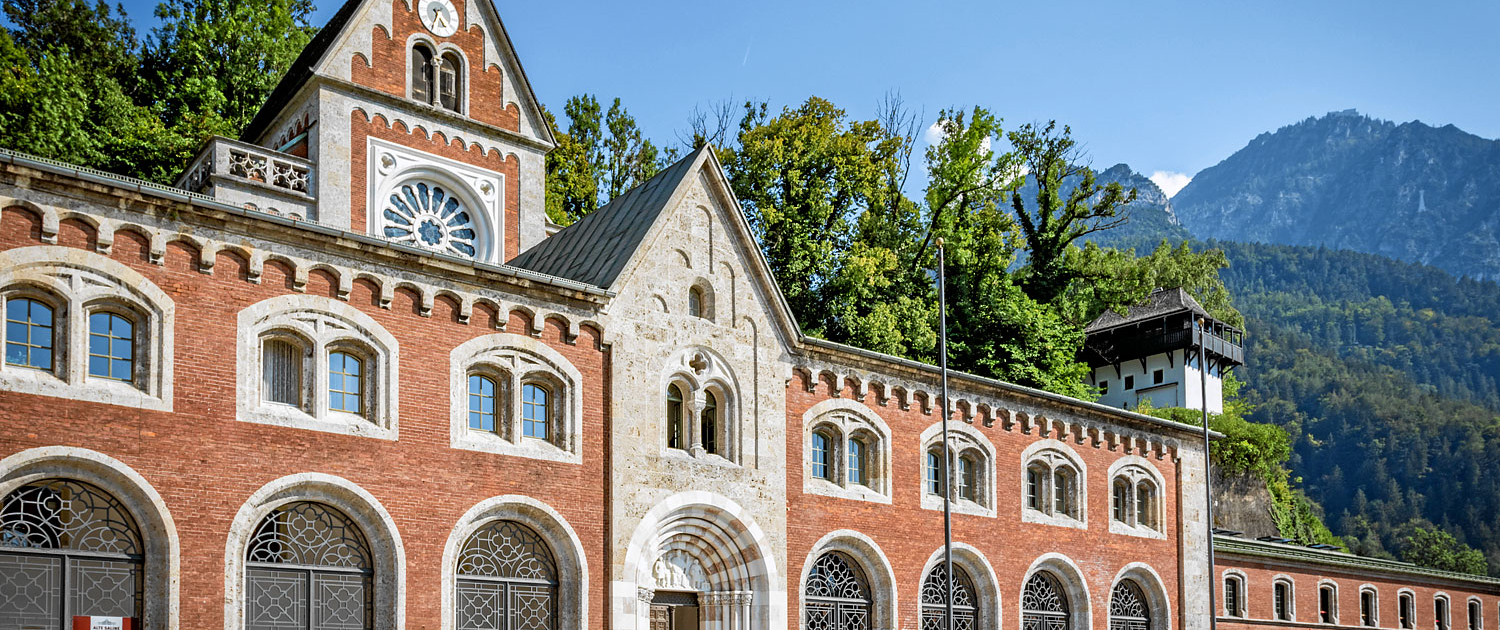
[[419, 0, 459, 37]]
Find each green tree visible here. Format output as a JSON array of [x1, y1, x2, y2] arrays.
[[722, 97, 898, 336], [144, 0, 317, 139], [1008, 121, 1136, 304], [1401, 527, 1489, 575], [543, 95, 673, 225], [542, 105, 597, 226]]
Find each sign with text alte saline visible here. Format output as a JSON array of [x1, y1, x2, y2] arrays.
[[72, 617, 135, 630]]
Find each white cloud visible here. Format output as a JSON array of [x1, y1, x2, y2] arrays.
[[922, 121, 993, 155], [1149, 171, 1192, 197]]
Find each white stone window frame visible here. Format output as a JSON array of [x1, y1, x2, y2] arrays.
[[439, 495, 591, 630], [1318, 579, 1340, 625], [1436, 593, 1454, 630], [919, 422, 996, 518], [405, 33, 470, 117], [686, 278, 715, 321], [1222, 569, 1249, 618], [1400, 589, 1418, 629], [1111, 563, 1174, 630], [1469, 597, 1485, 630], [801, 399, 892, 504], [1274, 575, 1298, 621], [1020, 440, 1087, 529], [1359, 584, 1380, 627], [450, 333, 583, 464], [658, 346, 742, 466], [237, 294, 399, 439], [0, 246, 174, 411], [1021, 554, 1093, 630], [223, 472, 406, 630], [367, 137, 503, 262], [1107, 457, 1168, 539]]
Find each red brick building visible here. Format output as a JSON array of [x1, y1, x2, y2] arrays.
[[0, 1, 1481, 630]]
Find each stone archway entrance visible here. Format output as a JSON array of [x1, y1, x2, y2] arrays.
[[619, 494, 783, 630]]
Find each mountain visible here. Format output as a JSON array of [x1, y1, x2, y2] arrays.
[[1172, 110, 1500, 280], [1019, 162, 1193, 250]]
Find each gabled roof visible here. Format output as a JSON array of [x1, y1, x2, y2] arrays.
[[508, 146, 705, 289], [239, 0, 555, 147], [1085, 287, 1215, 333]]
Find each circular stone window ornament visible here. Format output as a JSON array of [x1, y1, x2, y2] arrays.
[[383, 181, 480, 258]]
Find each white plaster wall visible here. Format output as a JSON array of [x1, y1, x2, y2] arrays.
[[1091, 349, 1224, 414]]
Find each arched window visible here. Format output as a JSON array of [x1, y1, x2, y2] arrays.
[[329, 350, 365, 415], [1023, 448, 1083, 524], [1400, 593, 1415, 629], [1052, 468, 1076, 518], [701, 390, 718, 455], [804, 552, 871, 630], [847, 437, 865, 486], [1320, 584, 1338, 624], [666, 384, 685, 450], [468, 374, 498, 432], [958, 454, 978, 502], [263, 334, 306, 407], [1275, 580, 1294, 621], [245, 502, 373, 629], [411, 44, 435, 104], [921, 562, 977, 630], [1110, 580, 1151, 630], [1135, 482, 1156, 529], [925, 449, 944, 496], [1469, 600, 1482, 630], [1023, 571, 1070, 630], [87, 311, 134, 382], [1438, 596, 1451, 630], [688, 287, 703, 318], [456, 520, 558, 630], [1225, 575, 1244, 618], [811, 431, 832, 480], [0, 479, 144, 623], [1112, 479, 1129, 523], [5, 296, 54, 370], [438, 52, 462, 112], [522, 382, 549, 440], [1361, 589, 1378, 627]]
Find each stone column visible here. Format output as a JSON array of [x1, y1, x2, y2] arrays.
[[689, 395, 705, 456]]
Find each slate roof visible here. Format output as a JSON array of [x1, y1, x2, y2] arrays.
[[240, 0, 363, 143], [1085, 287, 1215, 333], [507, 146, 707, 289]]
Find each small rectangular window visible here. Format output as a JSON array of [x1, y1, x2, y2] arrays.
[[1321, 586, 1336, 623], [1153, 369, 1164, 385], [1363, 591, 1377, 626], [1099, 380, 1109, 395], [1469, 601, 1481, 630], [1438, 598, 1450, 630], [1225, 577, 1242, 617], [262, 339, 302, 406], [1401, 595, 1414, 629], [1124, 375, 1135, 390], [1276, 582, 1292, 621]]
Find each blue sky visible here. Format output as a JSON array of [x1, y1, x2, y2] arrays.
[[108, 0, 1499, 196]]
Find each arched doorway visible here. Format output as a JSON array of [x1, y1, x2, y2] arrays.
[[803, 551, 871, 630], [0, 479, 145, 628], [622, 493, 782, 630]]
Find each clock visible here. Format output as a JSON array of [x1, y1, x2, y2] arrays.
[[419, 0, 459, 37]]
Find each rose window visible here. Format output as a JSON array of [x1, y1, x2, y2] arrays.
[[383, 181, 480, 258]]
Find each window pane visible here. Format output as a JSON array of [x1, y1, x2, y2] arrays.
[[468, 375, 495, 432], [925, 450, 941, 495], [667, 385, 684, 450], [811, 432, 829, 480], [439, 56, 459, 111], [1026, 468, 1041, 510], [522, 383, 548, 439], [412, 46, 433, 103], [700, 392, 717, 454], [847, 439, 863, 486], [1054, 470, 1071, 516], [88, 313, 135, 382], [1113, 482, 1128, 522], [6, 298, 53, 369], [329, 352, 363, 414], [1137, 484, 1153, 528]]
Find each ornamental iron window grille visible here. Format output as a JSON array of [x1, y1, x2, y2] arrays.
[[804, 552, 871, 630], [1022, 571, 1070, 630], [0, 479, 144, 628], [456, 520, 558, 630], [245, 502, 373, 630], [921, 563, 977, 630], [383, 181, 480, 258], [1109, 580, 1150, 630], [5, 297, 54, 370]]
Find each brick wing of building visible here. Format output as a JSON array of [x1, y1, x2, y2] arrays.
[[0, 0, 1487, 629]]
